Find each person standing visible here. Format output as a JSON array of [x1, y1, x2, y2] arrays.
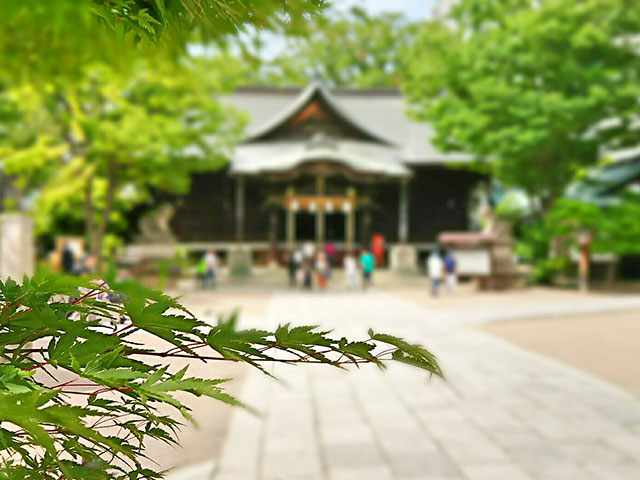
[[286, 251, 297, 287], [443, 250, 458, 294], [315, 251, 330, 290], [203, 249, 218, 289], [61, 243, 75, 274], [302, 258, 313, 290], [344, 252, 360, 289], [293, 247, 304, 287], [359, 249, 376, 290], [303, 242, 315, 261], [324, 242, 335, 277], [427, 250, 444, 297]]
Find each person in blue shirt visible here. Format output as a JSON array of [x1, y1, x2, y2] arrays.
[[443, 250, 458, 294], [359, 249, 376, 289]]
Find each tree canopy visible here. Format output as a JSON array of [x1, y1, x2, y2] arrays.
[[1, 56, 247, 258], [236, 6, 418, 88], [0, 0, 328, 79], [403, 0, 640, 210], [548, 194, 640, 257]]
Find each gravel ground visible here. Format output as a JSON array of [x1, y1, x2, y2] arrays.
[[479, 308, 640, 400]]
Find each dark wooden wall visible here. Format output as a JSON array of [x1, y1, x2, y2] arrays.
[[170, 171, 235, 241], [407, 166, 483, 242], [170, 166, 483, 244]]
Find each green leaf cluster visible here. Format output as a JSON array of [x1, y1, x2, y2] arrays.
[[404, 0, 640, 209], [0, 0, 328, 80], [1, 55, 247, 257], [547, 195, 640, 256], [235, 6, 418, 88], [0, 272, 441, 478]]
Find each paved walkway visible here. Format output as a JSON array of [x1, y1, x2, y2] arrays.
[[212, 292, 640, 480]]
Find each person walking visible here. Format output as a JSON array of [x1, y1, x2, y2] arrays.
[[302, 258, 313, 290], [315, 251, 330, 290], [61, 243, 75, 274], [286, 251, 297, 287], [427, 250, 444, 297], [344, 252, 360, 289], [359, 248, 376, 290], [324, 242, 335, 278], [203, 249, 218, 289], [292, 247, 304, 287], [443, 250, 458, 294]]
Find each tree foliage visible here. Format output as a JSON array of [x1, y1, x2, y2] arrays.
[[1, 56, 246, 258], [547, 195, 640, 256], [0, 0, 328, 80], [403, 0, 640, 210], [0, 272, 441, 479], [237, 6, 418, 88]]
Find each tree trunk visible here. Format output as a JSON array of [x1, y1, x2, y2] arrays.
[[93, 160, 117, 268], [606, 258, 618, 286], [85, 174, 96, 265]]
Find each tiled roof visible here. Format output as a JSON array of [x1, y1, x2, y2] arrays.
[[221, 80, 470, 167]]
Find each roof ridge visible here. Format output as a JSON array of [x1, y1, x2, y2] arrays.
[[232, 84, 400, 97]]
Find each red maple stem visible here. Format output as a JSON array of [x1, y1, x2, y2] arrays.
[[50, 376, 81, 389], [163, 341, 207, 356], [23, 362, 48, 371], [8, 307, 33, 321], [111, 323, 136, 336], [301, 349, 333, 360], [61, 386, 134, 396], [90, 386, 133, 396], [70, 280, 107, 305], [259, 342, 283, 352]]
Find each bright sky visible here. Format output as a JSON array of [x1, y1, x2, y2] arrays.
[[336, 0, 437, 20]]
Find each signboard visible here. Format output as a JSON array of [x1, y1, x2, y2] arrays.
[[453, 249, 491, 275]]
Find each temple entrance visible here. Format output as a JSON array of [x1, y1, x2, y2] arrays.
[[295, 212, 315, 241], [325, 212, 345, 242]]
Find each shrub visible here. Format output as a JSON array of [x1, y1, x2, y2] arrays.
[[0, 272, 441, 479]]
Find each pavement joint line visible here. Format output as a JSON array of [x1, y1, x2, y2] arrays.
[[378, 369, 468, 479], [211, 291, 640, 480]]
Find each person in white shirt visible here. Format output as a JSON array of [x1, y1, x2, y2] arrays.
[[443, 250, 458, 293], [343, 252, 360, 289], [427, 250, 444, 297], [203, 249, 219, 289]]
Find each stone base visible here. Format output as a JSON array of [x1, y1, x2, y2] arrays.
[[0, 214, 34, 282], [390, 244, 418, 273], [228, 246, 252, 277]]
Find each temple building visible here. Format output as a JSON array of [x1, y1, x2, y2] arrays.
[[167, 79, 485, 265]]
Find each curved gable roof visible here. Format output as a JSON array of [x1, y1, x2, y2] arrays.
[[245, 79, 395, 146]]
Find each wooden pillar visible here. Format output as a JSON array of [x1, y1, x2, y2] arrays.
[[345, 188, 356, 252], [315, 176, 325, 246], [235, 176, 245, 241], [362, 209, 371, 249], [316, 209, 325, 246], [578, 232, 592, 293], [268, 207, 278, 262], [398, 179, 409, 243], [286, 187, 296, 250]]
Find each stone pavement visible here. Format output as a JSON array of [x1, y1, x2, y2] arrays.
[[212, 292, 640, 480]]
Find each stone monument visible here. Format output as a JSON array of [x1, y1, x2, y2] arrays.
[[439, 206, 522, 290], [228, 245, 252, 277], [390, 244, 418, 273], [0, 214, 35, 282], [135, 203, 177, 244]]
